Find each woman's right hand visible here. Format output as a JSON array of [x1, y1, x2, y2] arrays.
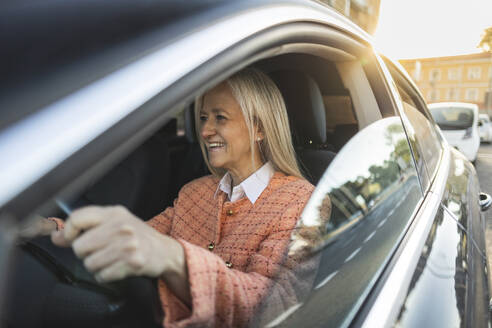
[[18, 216, 58, 239]]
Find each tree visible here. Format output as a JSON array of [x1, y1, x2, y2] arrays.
[[478, 26, 492, 52]]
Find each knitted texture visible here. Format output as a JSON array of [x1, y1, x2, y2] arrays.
[[147, 172, 315, 328]]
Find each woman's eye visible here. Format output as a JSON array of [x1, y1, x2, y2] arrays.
[[199, 115, 207, 122], [216, 115, 226, 121]]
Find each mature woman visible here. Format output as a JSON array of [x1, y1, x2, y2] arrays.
[[35, 68, 319, 327]]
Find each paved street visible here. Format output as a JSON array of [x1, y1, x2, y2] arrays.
[[475, 143, 492, 290]]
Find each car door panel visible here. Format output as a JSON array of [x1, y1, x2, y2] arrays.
[[394, 150, 489, 327], [360, 58, 490, 328]]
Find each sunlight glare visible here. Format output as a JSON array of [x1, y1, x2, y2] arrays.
[[374, 0, 492, 59]]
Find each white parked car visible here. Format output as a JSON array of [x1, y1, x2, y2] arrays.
[[428, 102, 480, 162], [478, 113, 492, 143]]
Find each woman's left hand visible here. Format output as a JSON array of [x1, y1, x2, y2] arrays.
[[51, 205, 185, 283]]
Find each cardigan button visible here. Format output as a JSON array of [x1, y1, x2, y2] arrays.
[[225, 261, 233, 268], [226, 209, 234, 216], [208, 242, 215, 251]]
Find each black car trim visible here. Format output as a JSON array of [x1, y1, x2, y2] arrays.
[[380, 56, 445, 188], [375, 55, 431, 193]]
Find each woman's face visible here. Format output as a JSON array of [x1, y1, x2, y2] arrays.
[[199, 82, 263, 181]]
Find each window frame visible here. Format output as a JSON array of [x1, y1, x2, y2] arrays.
[[467, 66, 482, 80], [379, 57, 444, 192], [447, 67, 460, 80], [429, 68, 441, 82], [446, 88, 459, 101], [465, 88, 479, 101], [428, 89, 440, 102]]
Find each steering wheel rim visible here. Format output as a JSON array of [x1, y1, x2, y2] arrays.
[[7, 199, 165, 327]]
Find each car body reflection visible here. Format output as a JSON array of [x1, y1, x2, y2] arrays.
[[284, 117, 424, 327], [394, 150, 489, 327]]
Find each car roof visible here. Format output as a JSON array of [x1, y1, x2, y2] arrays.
[[0, 0, 235, 131], [0, 0, 369, 132]]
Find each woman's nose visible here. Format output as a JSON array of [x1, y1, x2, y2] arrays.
[[201, 119, 215, 139]]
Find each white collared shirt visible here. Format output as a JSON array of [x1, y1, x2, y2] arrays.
[[215, 162, 275, 204]]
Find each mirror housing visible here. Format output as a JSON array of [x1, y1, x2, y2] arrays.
[[479, 192, 491, 212]]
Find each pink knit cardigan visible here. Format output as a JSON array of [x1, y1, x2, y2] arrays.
[[147, 172, 315, 327]]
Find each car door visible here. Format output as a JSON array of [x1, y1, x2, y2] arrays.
[[360, 58, 490, 328]]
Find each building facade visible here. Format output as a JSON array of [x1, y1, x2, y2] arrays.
[[317, 0, 381, 34], [399, 53, 492, 114]]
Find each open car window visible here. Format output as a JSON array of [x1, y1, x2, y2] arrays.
[[258, 52, 424, 327]]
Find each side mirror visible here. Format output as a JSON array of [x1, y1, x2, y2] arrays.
[[479, 192, 491, 212], [478, 121, 483, 127]]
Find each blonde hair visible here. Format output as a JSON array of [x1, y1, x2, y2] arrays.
[[195, 68, 303, 179]]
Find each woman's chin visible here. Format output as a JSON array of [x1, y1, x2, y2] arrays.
[[209, 159, 225, 169]]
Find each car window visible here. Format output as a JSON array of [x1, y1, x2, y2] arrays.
[[253, 51, 426, 327], [430, 106, 474, 129], [279, 116, 423, 327], [383, 60, 443, 190]]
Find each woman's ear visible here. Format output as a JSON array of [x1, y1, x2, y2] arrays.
[[256, 130, 264, 141], [254, 118, 264, 141]]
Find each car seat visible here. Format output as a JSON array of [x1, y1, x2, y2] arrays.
[[270, 70, 336, 184]]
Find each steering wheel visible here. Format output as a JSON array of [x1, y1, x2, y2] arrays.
[[5, 198, 163, 328]]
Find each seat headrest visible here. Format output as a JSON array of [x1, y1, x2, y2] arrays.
[[270, 70, 327, 146], [184, 104, 197, 143]]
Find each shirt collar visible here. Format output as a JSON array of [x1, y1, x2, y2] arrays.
[[215, 162, 275, 204]]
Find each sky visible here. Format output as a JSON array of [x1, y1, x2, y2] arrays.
[[373, 0, 492, 60]]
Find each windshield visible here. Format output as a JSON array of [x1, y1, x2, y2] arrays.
[[430, 106, 474, 130]]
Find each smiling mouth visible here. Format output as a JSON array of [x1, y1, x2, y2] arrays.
[[207, 142, 226, 151]]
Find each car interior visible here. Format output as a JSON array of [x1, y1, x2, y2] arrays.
[[4, 47, 383, 327]]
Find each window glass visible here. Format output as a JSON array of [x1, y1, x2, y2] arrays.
[[428, 89, 440, 102], [447, 68, 460, 80], [399, 87, 442, 176], [384, 61, 443, 188], [430, 106, 474, 130], [429, 68, 441, 82], [446, 88, 458, 101], [465, 88, 479, 101], [279, 117, 423, 327], [467, 67, 481, 80]]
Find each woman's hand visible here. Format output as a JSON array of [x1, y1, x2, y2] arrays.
[[51, 205, 186, 284], [18, 216, 57, 239]]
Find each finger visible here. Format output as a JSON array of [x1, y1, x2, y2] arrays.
[[51, 230, 72, 247], [63, 206, 108, 243], [82, 242, 123, 273], [95, 260, 132, 283], [71, 219, 124, 258]]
